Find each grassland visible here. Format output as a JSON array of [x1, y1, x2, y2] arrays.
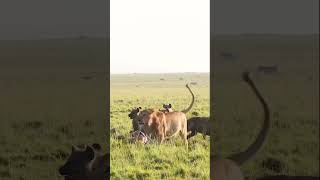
[[211, 35, 319, 179], [0, 35, 318, 180], [0, 38, 108, 180], [110, 73, 210, 179]]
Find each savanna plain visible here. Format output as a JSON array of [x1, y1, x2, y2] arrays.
[[0, 35, 318, 180]]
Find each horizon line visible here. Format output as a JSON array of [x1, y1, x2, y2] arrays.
[[0, 33, 319, 41], [110, 71, 210, 75]]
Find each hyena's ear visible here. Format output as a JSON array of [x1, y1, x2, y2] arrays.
[[169, 104, 172, 108], [139, 107, 142, 109]]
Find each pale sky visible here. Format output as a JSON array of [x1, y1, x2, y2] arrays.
[[110, 0, 210, 74]]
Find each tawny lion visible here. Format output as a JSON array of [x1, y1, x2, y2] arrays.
[[137, 108, 188, 147], [211, 71, 270, 180], [129, 83, 195, 131]]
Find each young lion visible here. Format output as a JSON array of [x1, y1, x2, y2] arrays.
[[211, 71, 270, 180], [138, 108, 188, 147]]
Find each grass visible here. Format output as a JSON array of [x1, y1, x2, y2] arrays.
[[0, 35, 318, 180], [0, 38, 108, 180], [110, 73, 210, 179]]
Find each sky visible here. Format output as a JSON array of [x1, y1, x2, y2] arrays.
[[0, 0, 318, 73], [0, 0, 318, 39], [110, 0, 210, 74]]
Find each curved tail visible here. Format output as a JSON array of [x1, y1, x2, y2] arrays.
[[181, 83, 195, 114], [227, 71, 270, 165]]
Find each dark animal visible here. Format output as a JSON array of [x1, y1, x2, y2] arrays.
[[58, 143, 109, 180], [128, 107, 142, 132], [187, 117, 210, 139]]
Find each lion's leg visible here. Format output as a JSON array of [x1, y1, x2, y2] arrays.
[[180, 129, 188, 149], [160, 133, 164, 144]]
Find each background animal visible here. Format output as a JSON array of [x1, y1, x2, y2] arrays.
[[187, 116, 210, 139], [211, 71, 270, 180]]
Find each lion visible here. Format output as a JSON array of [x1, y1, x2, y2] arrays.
[[187, 116, 210, 139], [128, 83, 194, 132], [137, 108, 188, 147], [58, 143, 109, 180], [211, 71, 270, 180]]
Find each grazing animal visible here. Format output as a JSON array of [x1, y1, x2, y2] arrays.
[[211, 71, 270, 180], [137, 108, 188, 147], [58, 143, 109, 180], [128, 107, 142, 132], [187, 117, 210, 139], [159, 104, 173, 113]]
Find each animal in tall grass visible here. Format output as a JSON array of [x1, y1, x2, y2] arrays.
[[58, 143, 109, 180], [187, 116, 210, 139], [211, 71, 270, 180], [128, 83, 195, 132], [137, 108, 188, 148]]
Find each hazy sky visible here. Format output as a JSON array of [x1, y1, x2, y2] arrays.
[[110, 0, 210, 74], [0, 0, 318, 40], [0, 0, 318, 73]]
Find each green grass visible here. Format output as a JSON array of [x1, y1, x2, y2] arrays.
[[0, 38, 108, 180], [0, 35, 318, 180], [110, 73, 210, 180]]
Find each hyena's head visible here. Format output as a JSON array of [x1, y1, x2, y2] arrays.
[[161, 104, 173, 113], [58, 144, 98, 179], [128, 107, 142, 119]]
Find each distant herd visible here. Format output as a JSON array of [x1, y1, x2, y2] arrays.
[[58, 71, 273, 180]]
